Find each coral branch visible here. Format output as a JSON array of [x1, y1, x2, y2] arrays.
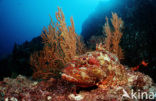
[[111, 13, 123, 56], [103, 17, 111, 51], [103, 13, 124, 60]]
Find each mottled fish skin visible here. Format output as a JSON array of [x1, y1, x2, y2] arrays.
[[62, 46, 128, 88]]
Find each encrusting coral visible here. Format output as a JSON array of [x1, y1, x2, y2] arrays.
[[30, 7, 84, 79], [103, 13, 124, 60]]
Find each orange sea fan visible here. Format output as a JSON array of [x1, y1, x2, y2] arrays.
[[30, 7, 84, 79]]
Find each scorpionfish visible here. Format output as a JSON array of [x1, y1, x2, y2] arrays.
[[62, 44, 128, 89]]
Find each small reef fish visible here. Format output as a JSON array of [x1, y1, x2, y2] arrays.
[[131, 60, 148, 71]]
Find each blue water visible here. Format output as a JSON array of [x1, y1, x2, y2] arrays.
[[0, 0, 118, 58]]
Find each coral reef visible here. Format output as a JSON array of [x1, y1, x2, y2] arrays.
[[30, 7, 84, 79], [0, 2, 155, 101], [1, 29, 155, 100], [0, 0, 155, 83]]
